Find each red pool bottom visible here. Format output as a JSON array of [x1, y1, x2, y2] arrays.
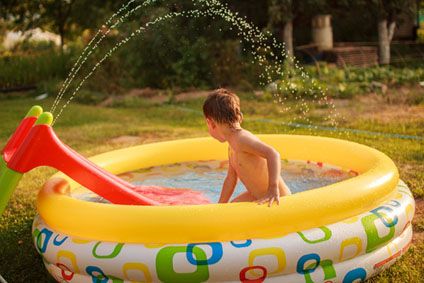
[[134, 185, 211, 205]]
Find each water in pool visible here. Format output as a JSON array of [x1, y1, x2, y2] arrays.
[[73, 160, 356, 205]]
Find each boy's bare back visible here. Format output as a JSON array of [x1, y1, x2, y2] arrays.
[[228, 129, 290, 202]]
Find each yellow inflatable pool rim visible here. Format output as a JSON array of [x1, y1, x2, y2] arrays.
[[37, 135, 399, 244]]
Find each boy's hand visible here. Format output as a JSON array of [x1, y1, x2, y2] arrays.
[[256, 186, 280, 207]]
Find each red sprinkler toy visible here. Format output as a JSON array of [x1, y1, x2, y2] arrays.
[[0, 106, 158, 216]]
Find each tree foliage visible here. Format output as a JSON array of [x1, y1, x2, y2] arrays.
[[0, 0, 121, 48]]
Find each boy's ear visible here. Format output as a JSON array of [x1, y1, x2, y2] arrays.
[[206, 118, 216, 128]]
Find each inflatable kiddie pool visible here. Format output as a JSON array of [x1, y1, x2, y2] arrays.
[[32, 135, 415, 283]]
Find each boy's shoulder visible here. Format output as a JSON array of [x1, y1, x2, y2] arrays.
[[232, 129, 261, 148]]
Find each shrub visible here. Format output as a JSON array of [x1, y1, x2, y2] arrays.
[[0, 48, 73, 91], [272, 62, 424, 100]]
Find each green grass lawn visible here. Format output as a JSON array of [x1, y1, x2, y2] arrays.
[[0, 92, 423, 282]]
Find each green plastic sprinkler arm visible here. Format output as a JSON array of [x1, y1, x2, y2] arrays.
[[0, 158, 5, 176], [0, 167, 23, 217]]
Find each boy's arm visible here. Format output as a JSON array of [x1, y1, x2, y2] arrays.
[[219, 162, 238, 203], [238, 135, 287, 206]]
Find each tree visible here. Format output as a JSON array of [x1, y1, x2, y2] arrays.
[[49, 0, 75, 50], [372, 0, 415, 64], [267, 0, 330, 58], [268, 0, 296, 57], [0, 0, 119, 52]]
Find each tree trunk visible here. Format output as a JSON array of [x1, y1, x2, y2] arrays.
[[57, 0, 65, 54], [282, 20, 294, 58], [59, 29, 65, 53], [378, 19, 396, 65]]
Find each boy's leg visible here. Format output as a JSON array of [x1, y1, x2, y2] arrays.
[[231, 191, 256, 202]]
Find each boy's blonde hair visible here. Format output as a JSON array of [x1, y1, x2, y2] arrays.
[[203, 88, 243, 126]]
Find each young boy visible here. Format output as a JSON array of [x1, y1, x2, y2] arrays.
[[203, 88, 291, 206]]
